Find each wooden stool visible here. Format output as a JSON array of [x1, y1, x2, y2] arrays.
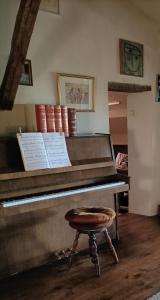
[[65, 207, 119, 277]]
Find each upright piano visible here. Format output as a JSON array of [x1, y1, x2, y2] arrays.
[[0, 134, 129, 278]]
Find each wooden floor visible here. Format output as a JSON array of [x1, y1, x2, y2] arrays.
[[1, 213, 160, 300]]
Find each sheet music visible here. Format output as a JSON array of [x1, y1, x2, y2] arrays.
[[42, 132, 71, 168], [17, 133, 49, 171]]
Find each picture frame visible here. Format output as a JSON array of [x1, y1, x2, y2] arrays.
[[20, 59, 33, 86], [57, 73, 95, 112], [119, 39, 143, 77], [40, 0, 59, 14]]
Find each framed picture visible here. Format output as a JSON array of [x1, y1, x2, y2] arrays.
[[57, 73, 95, 112], [40, 0, 59, 14], [20, 59, 33, 86], [119, 39, 143, 77]]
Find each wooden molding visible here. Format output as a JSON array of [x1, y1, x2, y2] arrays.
[[0, 0, 41, 110], [108, 81, 151, 93]]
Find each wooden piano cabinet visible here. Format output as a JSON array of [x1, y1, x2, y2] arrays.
[[0, 163, 115, 201], [0, 189, 118, 278], [0, 134, 129, 278]]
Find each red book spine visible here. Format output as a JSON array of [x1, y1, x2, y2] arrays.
[[35, 105, 47, 132], [68, 108, 77, 136], [54, 105, 63, 132], [45, 105, 55, 132], [61, 105, 69, 137]]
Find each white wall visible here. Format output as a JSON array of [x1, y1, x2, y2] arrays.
[[128, 92, 154, 215], [0, 0, 159, 134], [150, 104, 160, 215], [0, 0, 160, 215]]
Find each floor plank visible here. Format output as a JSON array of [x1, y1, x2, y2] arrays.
[[0, 213, 160, 300]]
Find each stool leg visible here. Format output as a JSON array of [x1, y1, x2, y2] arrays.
[[103, 229, 119, 264], [89, 232, 100, 277], [68, 231, 80, 268]]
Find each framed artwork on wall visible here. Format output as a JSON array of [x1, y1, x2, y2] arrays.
[[20, 59, 33, 86], [119, 39, 143, 77], [57, 73, 95, 112], [40, 0, 59, 14]]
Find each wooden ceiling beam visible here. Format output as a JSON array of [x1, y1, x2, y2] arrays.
[[0, 0, 41, 110], [108, 81, 152, 93]]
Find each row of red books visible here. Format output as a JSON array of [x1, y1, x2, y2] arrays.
[[35, 105, 77, 136]]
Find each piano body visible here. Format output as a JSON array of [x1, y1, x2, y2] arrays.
[[0, 134, 129, 278]]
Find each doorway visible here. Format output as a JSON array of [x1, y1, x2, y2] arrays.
[[108, 91, 128, 212], [108, 82, 152, 213]]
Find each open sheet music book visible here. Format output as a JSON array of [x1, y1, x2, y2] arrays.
[[17, 132, 71, 171]]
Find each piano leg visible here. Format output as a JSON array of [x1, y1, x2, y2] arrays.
[[114, 193, 120, 242]]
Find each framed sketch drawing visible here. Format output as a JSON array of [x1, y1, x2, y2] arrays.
[[119, 39, 143, 77], [20, 59, 33, 86], [57, 73, 95, 112], [40, 0, 59, 14]]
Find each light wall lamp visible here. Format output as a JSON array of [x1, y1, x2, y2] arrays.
[[108, 101, 120, 106]]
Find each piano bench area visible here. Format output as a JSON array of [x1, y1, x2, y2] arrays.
[[65, 206, 119, 277]]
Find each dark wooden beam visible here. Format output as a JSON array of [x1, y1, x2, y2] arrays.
[[0, 0, 41, 110], [108, 81, 151, 93]]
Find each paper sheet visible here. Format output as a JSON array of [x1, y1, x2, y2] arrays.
[[17, 132, 71, 171], [42, 132, 71, 168], [17, 133, 49, 171]]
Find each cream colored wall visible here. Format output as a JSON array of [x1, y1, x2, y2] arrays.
[[0, 105, 38, 135], [150, 104, 160, 215], [0, 0, 159, 135], [128, 92, 154, 215], [0, 0, 160, 215], [0, 105, 27, 136]]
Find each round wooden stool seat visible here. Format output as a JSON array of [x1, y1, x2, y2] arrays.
[[65, 207, 116, 227], [65, 206, 118, 277]]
